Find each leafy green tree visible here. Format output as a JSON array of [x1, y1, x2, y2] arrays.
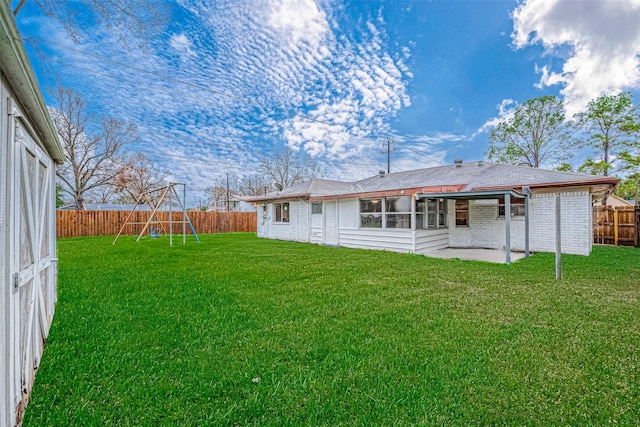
[[576, 92, 640, 176], [55, 183, 65, 208], [486, 95, 573, 168], [614, 173, 640, 203]]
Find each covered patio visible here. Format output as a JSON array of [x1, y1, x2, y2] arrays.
[[417, 188, 531, 264]]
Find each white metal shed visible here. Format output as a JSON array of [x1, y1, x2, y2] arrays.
[[1, 3, 65, 426]]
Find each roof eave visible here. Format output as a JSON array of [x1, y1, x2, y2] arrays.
[[243, 193, 311, 203], [472, 177, 619, 192]]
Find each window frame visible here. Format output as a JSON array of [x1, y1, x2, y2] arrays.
[[455, 200, 469, 228], [273, 202, 290, 223], [498, 198, 526, 217], [360, 198, 383, 228], [384, 196, 412, 229], [311, 202, 323, 215], [416, 198, 447, 230]]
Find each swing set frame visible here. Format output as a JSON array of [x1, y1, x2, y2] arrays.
[[113, 182, 200, 245]]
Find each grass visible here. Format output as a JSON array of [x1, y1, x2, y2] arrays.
[[24, 233, 640, 426]]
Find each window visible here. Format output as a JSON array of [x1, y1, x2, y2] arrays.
[[311, 202, 323, 214], [498, 198, 525, 217], [274, 202, 289, 222], [385, 196, 412, 229], [360, 198, 382, 228], [416, 198, 447, 230], [360, 197, 412, 229], [438, 199, 447, 227], [455, 200, 469, 227]]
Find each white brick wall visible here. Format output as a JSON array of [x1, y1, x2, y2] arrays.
[[257, 201, 309, 243]]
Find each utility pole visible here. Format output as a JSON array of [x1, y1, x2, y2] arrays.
[[226, 172, 230, 212], [382, 138, 396, 173]]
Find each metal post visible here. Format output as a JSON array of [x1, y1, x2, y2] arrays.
[[556, 193, 562, 280], [226, 172, 230, 212], [504, 193, 511, 264], [183, 184, 187, 245], [523, 189, 530, 258], [169, 184, 173, 246]]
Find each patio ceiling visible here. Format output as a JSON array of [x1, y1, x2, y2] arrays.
[[416, 189, 528, 201]]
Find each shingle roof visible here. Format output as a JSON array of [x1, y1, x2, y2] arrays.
[[245, 161, 618, 202]]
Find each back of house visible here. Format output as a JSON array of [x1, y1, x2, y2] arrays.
[[247, 161, 618, 258]]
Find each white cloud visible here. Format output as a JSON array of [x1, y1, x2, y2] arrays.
[[475, 99, 516, 135], [267, 0, 329, 48], [24, 0, 413, 198], [169, 33, 196, 58], [512, 0, 640, 116]]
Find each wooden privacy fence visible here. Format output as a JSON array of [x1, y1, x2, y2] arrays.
[[57, 210, 256, 238], [593, 206, 639, 247]]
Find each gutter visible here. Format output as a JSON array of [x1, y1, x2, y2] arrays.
[[0, 2, 65, 162], [472, 177, 619, 192]]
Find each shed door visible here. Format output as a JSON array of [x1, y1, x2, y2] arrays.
[[324, 201, 338, 245], [12, 119, 56, 413]]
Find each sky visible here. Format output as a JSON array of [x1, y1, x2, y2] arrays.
[[14, 0, 640, 206]]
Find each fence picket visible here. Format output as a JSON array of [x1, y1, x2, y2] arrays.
[[593, 206, 639, 247]]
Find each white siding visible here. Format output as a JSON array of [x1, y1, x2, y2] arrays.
[[339, 229, 415, 252], [448, 191, 592, 255], [414, 229, 449, 254]]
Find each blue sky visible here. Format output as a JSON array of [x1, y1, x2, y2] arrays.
[[15, 0, 640, 205]]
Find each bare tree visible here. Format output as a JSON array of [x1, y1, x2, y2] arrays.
[[239, 174, 274, 196], [259, 148, 324, 190], [13, 0, 169, 51], [204, 186, 228, 211], [204, 174, 241, 211], [88, 185, 118, 204], [52, 86, 138, 209], [113, 153, 168, 203]]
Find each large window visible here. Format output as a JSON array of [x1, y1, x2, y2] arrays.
[[416, 198, 447, 230], [498, 198, 525, 217], [360, 198, 382, 228], [455, 200, 469, 227], [360, 197, 412, 229], [274, 202, 289, 222], [385, 196, 412, 229]]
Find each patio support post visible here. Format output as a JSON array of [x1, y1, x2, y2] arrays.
[[505, 193, 511, 264], [523, 187, 530, 257], [556, 193, 562, 280]]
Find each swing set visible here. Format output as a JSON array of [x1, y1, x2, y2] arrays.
[[113, 182, 200, 245]]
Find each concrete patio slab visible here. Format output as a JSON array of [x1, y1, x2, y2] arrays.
[[425, 248, 527, 264]]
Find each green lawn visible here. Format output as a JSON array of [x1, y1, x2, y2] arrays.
[[25, 233, 640, 426]]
